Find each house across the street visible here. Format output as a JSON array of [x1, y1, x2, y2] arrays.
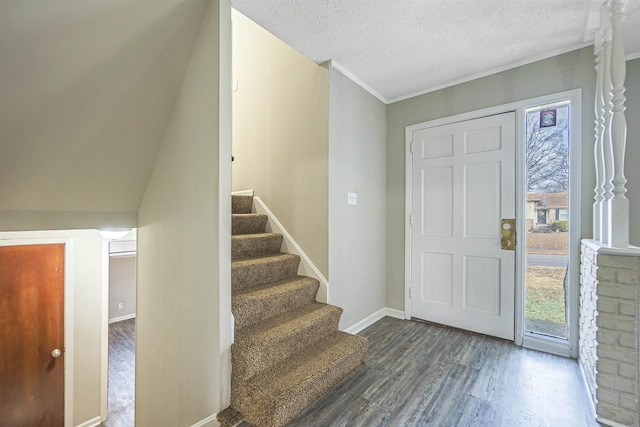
[[526, 192, 569, 231]]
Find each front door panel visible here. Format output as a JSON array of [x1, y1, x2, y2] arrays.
[[411, 112, 516, 340]]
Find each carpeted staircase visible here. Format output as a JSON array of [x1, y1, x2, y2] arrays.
[[218, 195, 368, 427]]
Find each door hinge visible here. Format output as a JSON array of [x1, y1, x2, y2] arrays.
[[409, 286, 413, 298], [410, 142, 414, 153], [409, 214, 414, 226]]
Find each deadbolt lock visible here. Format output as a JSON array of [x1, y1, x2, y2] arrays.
[[501, 219, 516, 251]]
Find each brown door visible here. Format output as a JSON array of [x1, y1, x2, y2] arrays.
[[0, 244, 65, 426]]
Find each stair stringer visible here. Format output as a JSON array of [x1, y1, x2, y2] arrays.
[[251, 196, 329, 303]]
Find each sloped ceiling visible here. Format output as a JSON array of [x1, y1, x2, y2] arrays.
[[0, 0, 209, 219], [232, 0, 640, 103]]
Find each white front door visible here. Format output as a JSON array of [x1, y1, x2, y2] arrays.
[[410, 112, 516, 340]]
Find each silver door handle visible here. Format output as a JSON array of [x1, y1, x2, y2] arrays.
[[51, 349, 62, 359]]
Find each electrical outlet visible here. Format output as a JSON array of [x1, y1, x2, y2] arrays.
[[347, 192, 358, 205], [118, 303, 124, 310]]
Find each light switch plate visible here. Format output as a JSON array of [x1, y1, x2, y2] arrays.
[[347, 192, 358, 205]]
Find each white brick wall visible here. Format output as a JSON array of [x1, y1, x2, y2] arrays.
[[580, 242, 599, 403], [579, 240, 640, 427]]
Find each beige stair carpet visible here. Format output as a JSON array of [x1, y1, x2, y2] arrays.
[[218, 195, 367, 427]]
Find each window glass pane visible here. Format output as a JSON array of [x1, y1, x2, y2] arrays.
[[524, 102, 570, 339]]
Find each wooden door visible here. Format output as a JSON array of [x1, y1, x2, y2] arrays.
[[0, 244, 65, 426], [410, 112, 516, 340]]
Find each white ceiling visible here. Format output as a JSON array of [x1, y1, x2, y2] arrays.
[[232, 0, 640, 103]]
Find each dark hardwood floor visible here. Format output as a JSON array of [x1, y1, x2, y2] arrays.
[[99, 316, 598, 427], [251, 316, 599, 427], [101, 318, 135, 427]]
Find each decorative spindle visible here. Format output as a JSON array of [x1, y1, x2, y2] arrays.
[[608, 0, 629, 247], [600, 4, 614, 246], [593, 30, 605, 242]]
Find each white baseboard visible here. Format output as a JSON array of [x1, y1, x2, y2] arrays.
[[231, 189, 254, 196], [190, 413, 219, 427], [75, 415, 102, 427], [578, 360, 598, 422], [108, 313, 136, 324], [252, 196, 329, 303], [597, 418, 632, 427], [343, 307, 405, 335], [385, 308, 405, 320]]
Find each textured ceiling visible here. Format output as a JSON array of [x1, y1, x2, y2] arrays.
[[232, 0, 640, 103]]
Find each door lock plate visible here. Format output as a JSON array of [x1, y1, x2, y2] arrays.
[[501, 219, 516, 251]]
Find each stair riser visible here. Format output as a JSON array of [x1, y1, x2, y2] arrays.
[[232, 309, 341, 381], [233, 281, 319, 331], [232, 256, 300, 291], [232, 195, 253, 214], [232, 339, 368, 427], [232, 234, 283, 260], [272, 345, 366, 427], [232, 214, 267, 235]]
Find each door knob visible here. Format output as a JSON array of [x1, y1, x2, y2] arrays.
[[51, 348, 62, 359]]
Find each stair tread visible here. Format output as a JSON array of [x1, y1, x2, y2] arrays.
[[228, 194, 368, 427], [232, 275, 318, 299], [232, 232, 281, 240], [243, 331, 366, 395], [235, 302, 341, 347], [232, 276, 320, 330], [232, 252, 298, 267], [232, 232, 283, 261], [232, 253, 300, 291], [232, 213, 266, 217]]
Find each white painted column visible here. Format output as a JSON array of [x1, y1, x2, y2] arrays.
[[593, 29, 605, 242], [607, 0, 630, 248], [600, 4, 614, 247]]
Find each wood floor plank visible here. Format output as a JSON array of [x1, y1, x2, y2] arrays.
[[108, 316, 598, 427], [100, 318, 135, 427], [281, 317, 599, 427]]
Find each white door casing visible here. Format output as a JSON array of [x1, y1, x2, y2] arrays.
[[409, 112, 516, 340]]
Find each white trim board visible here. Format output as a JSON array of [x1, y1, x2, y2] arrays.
[[597, 418, 633, 427], [231, 189, 254, 197], [389, 43, 591, 103], [108, 313, 136, 324], [76, 415, 102, 427], [252, 196, 329, 303], [327, 60, 388, 104], [190, 413, 219, 427], [100, 238, 109, 423], [342, 308, 405, 335], [578, 359, 599, 423]]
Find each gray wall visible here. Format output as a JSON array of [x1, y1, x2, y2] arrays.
[[386, 47, 640, 310], [108, 255, 136, 321], [328, 67, 387, 329], [136, 0, 232, 424], [231, 10, 330, 277], [0, 0, 209, 231], [625, 58, 640, 247]]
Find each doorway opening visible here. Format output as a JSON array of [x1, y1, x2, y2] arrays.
[[523, 101, 571, 341], [105, 236, 137, 426]]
